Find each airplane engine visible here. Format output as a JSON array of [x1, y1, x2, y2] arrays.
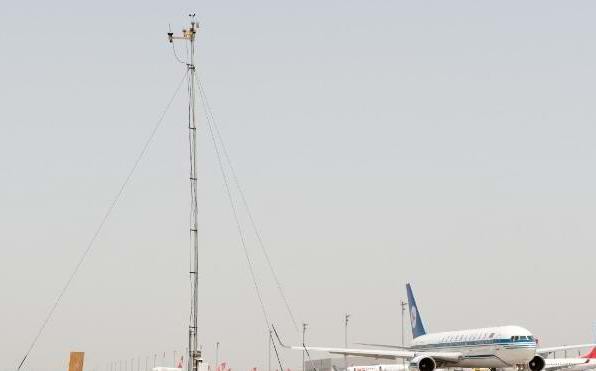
[[528, 355, 545, 371], [409, 356, 436, 371]]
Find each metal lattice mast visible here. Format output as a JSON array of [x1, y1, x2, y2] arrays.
[[168, 15, 201, 371]]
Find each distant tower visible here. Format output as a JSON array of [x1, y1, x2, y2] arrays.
[[167, 15, 201, 371]]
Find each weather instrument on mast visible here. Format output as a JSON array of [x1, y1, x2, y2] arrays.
[[167, 14, 201, 371]]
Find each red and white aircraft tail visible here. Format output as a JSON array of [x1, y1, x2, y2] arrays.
[[581, 347, 596, 359]]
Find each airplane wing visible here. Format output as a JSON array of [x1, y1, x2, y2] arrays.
[[290, 346, 463, 363], [271, 325, 461, 364], [564, 362, 596, 371], [566, 364, 596, 371], [544, 359, 594, 371], [355, 343, 412, 350], [538, 344, 596, 356]]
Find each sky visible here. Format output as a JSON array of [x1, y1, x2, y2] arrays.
[[1, 1, 596, 371]]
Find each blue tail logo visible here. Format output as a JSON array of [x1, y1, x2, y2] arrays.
[[406, 283, 426, 339]]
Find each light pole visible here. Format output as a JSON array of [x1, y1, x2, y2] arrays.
[[344, 314, 351, 370], [400, 300, 408, 368], [215, 342, 220, 371], [302, 323, 309, 371], [268, 331, 272, 371], [400, 300, 408, 346]]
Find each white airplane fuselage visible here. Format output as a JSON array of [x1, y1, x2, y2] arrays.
[[410, 326, 537, 369]]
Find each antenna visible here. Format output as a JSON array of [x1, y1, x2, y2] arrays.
[[167, 14, 201, 371]]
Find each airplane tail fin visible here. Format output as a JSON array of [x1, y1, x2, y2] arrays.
[[406, 283, 426, 339], [584, 322, 596, 358], [581, 347, 596, 359]]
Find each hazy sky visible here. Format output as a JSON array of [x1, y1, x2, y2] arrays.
[[2, 1, 596, 371]]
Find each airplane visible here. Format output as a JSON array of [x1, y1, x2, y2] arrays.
[[274, 283, 595, 371], [538, 345, 596, 371], [347, 348, 596, 371], [351, 333, 596, 371]]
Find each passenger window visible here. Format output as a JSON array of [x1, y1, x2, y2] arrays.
[[489, 333, 495, 338]]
